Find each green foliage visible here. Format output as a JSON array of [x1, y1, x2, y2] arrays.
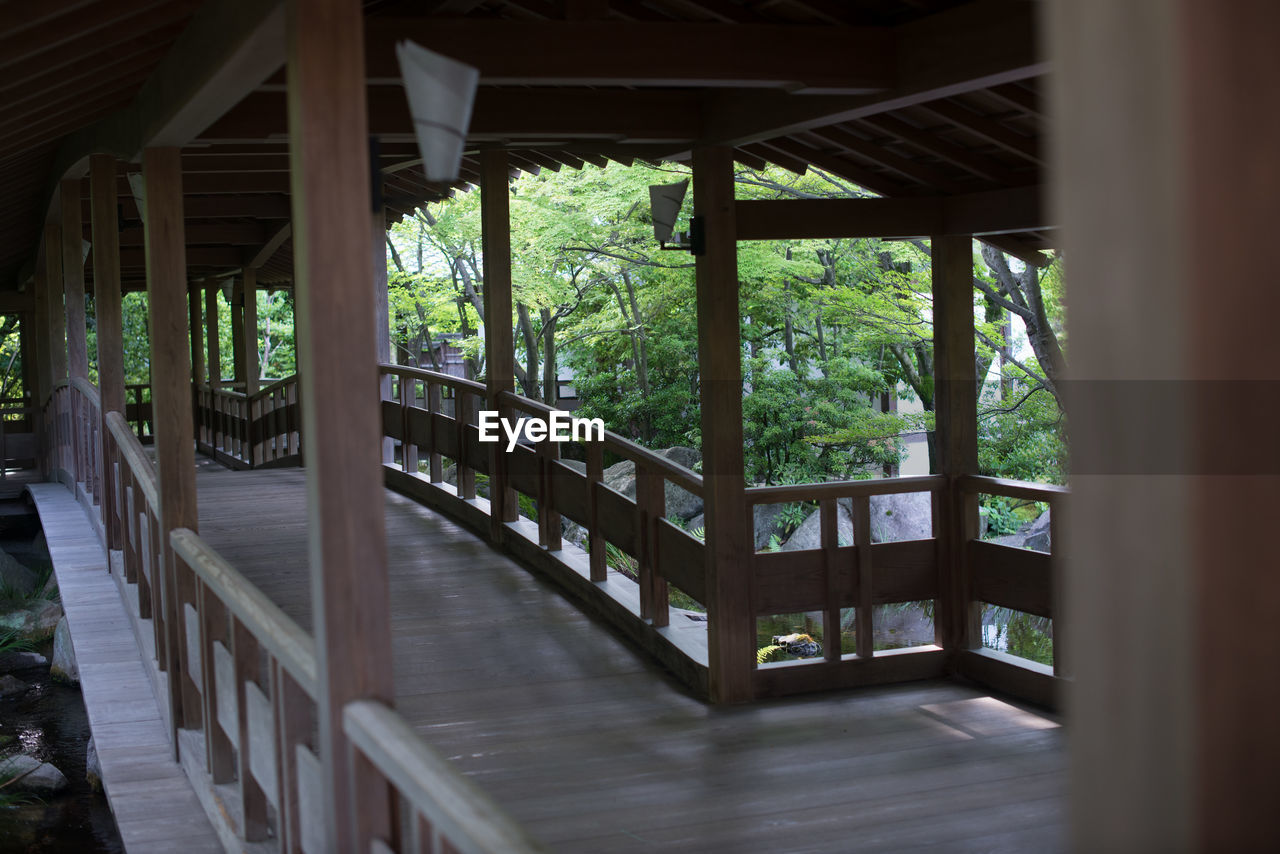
[[983, 606, 1054, 666]]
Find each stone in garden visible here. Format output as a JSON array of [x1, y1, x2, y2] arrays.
[[782, 503, 855, 551], [600, 446, 703, 521], [0, 651, 47, 671], [752, 503, 786, 551], [0, 674, 27, 697], [868, 491, 933, 543], [2, 754, 69, 794], [0, 549, 37, 597], [86, 736, 102, 793], [50, 616, 78, 685], [0, 599, 64, 642]]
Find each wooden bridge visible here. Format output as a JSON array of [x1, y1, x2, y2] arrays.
[[33, 372, 1065, 852]]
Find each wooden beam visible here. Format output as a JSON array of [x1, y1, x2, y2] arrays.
[[693, 145, 753, 704], [286, 0, 395, 850], [142, 146, 199, 746], [735, 186, 1046, 240], [118, 223, 268, 247], [364, 19, 893, 91], [119, 247, 244, 268], [700, 0, 1044, 146], [482, 149, 518, 534], [916, 99, 1043, 165], [200, 87, 702, 144], [17, 0, 287, 285], [245, 222, 291, 269]]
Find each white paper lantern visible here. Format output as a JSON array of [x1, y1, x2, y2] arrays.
[[396, 41, 480, 183]]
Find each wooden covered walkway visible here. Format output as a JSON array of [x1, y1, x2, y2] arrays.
[[196, 463, 1065, 852]]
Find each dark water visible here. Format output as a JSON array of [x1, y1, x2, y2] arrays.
[[0, 511, 124, 853]]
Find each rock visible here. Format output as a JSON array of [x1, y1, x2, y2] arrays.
[[868, 491, 933, 543], [50, 616, 78, 685], [86, 736, 102, 792], [1021, 509, 1051, 552], [559, 459, 586, 474], [600, 447, 703, 522], [0, 650, 47, 671], [38, 572, 58, 600], [0, 599, 63, 643], [30, 530, 48, 557], [1, 754, 69, 794], [782, 503, 855, 551], [752, 503, 786, 551], [685, 513, 704, 537], [0, 674, 26, 697], [0, 549, 37, 597], [1024, 530, 1051, 553]]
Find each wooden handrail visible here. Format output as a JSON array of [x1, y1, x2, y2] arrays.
[[105, 411, 159, 510], [746, 473, 943, 505], [381, 363, 487, 396], [958, 474, 1067, 503], [71, 376, 101, 409], [170, 527, 318, 696], [496, 389, 704, 496], [343, 700, 546, 854]]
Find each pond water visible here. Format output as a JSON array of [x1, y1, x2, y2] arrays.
[[0, 509, 123, 853]]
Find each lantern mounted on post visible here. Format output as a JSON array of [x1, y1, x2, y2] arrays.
[[648, 179, 704, 255], [396, 41, 480, 184]]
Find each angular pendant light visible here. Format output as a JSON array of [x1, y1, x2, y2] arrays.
[[396, 41, 480, 183]]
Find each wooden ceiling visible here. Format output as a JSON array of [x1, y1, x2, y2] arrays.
[[0, 0, 1049, 294]]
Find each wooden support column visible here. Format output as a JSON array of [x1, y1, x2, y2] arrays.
[[91, 154, 125, 551], [242, 266, 259, 395], [60, 180, 89, 383], [286, 0, 395, 849], [693, 145, 753, 703], [482, 149, 518, 535], [142, 147, 200, 748], [205, 278, 221, 383], [931, 234, 980, 655], [373, 201, 393, 464], [189, 284, 205, 386], [230, 277, 245, 388], [1054, 1, 1280, 849], [44, 224, 67, 387]]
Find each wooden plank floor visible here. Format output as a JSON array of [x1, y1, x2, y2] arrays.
[[196, 466, 1067, 853], [27, 484, 224, 854]]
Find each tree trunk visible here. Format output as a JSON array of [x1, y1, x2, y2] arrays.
[[540, 307, 557, 407], [515, 301, 539, 399]]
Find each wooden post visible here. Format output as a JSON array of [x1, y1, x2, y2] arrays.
[[189, 283, 205, 386], [931, 234, 980, 655], [44, 224, 68, 386], [286, 0, 396, 849], [230, 277, 245, 389], [481, 149, 518, 535], [242, 266, 259, 395], [91, 154, 125, 551], [205, 278, 222, 384], [142, 146, 201, 749], [60, 180, 89, 383], [32, 269, 51, 477], [693, 145, 753, 703], [373, 199, 394, 465]]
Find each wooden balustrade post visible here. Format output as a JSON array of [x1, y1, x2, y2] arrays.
[[400, 374, 418, 474], [587, 442, 606, 582], [196, 581, 236, 783], [232, 618, 270, 840], [820, 499, 841, 662], [852, 496, 873, 660], [481, 149, 518, 536], [286, 0, 396, 848], [636, 465, 668, 627], [142, 146, 201, 749], [693, 145, 753, 703], [931, 233, 981, 659], [32, 269, 52, 478], [273, 662, 312, 854], [373, 202, 394, 465]]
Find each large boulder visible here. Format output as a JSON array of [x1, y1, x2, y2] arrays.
[[752, 503, 787, 551], [599, 447, 703, 522], [50, 616, 78, 685], [0, 674, 26, 697], [0, 600, 63, 643], [2, 754, 69, 794], [782, 503, 855, 551], [86, 736, 102, 792], [0, 549, 37, 597], [1022, 509, 1052, 552], [0, 650, 46, 672], [868, 492, 933, 543]]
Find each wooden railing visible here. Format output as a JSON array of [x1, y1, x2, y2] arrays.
[[44, 378, 103, 510], [1, 394, 38, 474], [125, 383, 153, 442], [379, 364, 709, 688], [745, 475, 947, 694], [194, 375, 301, 470]]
